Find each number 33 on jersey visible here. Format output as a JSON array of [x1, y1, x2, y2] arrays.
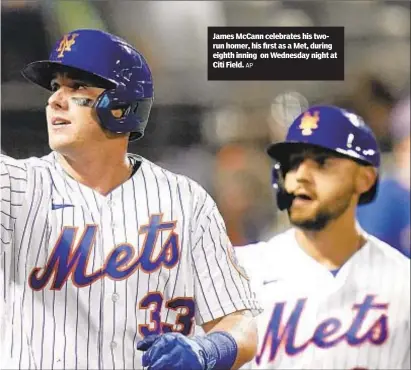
[[0, 153, 259, 370]]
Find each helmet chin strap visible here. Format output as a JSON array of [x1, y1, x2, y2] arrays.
[[278, 189, 295, 211], [273, 164, 296, 211]]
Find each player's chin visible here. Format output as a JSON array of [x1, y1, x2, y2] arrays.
[[289, 199, 316, 213], [288, 206, 317, 223], [289, 213, 314, 226], [48, 137, 75, 153]]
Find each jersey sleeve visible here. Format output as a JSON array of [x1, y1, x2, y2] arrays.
[[1, 154, 28, 253], [233, 242, 268, 280], [401, 269, 411, 369], [401, 329, 410, 369], [190, 186, 262, 325]]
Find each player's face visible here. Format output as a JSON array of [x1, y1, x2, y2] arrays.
[[45, 73, 108, 154], [283, 148, 364, 230]]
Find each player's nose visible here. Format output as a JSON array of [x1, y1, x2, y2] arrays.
[[294, 159, 314, 182], [47, 88, 69, 110]]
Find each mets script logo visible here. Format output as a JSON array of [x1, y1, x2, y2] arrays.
[[28, 214, 180, 290], [56, 33, 79, 58], [299, 111, 319, 136], [256, 295, 389, 365]]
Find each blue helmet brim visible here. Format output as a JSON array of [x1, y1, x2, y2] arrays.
[[267, 141, 374, 167], [21, 60, 116, 91]]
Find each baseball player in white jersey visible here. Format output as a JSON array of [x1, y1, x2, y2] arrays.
[[0, 29, 261, 370], [236, 106, 410, 369]]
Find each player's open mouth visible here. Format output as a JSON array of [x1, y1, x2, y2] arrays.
[[295, 194, 312, 200], [292, 193, 314, 206], [51, 117, 71, 126]]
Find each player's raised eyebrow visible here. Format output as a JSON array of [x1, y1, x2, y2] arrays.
[[50, 76, 95, 90], [287, 146, 325, 161], [50, 71, 112, 90]]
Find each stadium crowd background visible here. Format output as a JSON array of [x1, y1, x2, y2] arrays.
[[1, 0, 410, 256]]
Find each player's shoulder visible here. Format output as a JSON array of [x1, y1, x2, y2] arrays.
[[1, 152, 55, 174], [364, 233, 410, 309], [234, 228, 296, 274], [1, 154, 29, 171], [366, 232, 410, 273], [139, 155, 211, 200], [236, 228, 295, 254], [266, 227, 297, 247], [237, 228, 295, 252]]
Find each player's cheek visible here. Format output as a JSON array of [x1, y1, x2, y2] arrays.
[[81, 106, 100, 128], [283, 174, 295, 192], [45, 108, 52, 124]]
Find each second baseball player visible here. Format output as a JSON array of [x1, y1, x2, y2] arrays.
[[236, 106, 410, 369]]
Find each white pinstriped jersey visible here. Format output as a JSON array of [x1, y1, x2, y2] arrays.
[[0, 152, 260, 370], [236, 228, 410, 370]]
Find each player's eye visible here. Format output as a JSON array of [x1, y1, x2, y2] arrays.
[[50, 82, 60, 92], [316, 155, 339, 168], [287, 154, 305, 171], [72, 82, 87, 91], [285, 159, 300, 172], [316, 155, 329, 166]]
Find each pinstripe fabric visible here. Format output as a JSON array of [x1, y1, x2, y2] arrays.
[[236, 228, 410, 370], [0, 152, 260, 370]]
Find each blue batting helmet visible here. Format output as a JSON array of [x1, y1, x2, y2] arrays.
[[267, 105, 381, 210], [21, 29, 154, 141]]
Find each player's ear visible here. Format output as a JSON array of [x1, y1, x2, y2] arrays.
[[356, 165, 377, 195]]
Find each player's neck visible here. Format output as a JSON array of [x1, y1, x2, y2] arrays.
[[56, 144, 132, 196], [295, 208, 365, 270]]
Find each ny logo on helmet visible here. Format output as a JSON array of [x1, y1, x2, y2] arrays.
[[56, 33, 79, 58], [299, 111, 319, 136]]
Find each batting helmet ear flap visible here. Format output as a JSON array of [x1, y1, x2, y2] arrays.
[[271, 163, 295, 211], [93, 88, 153, 140], [358, 175, 379, 205]]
